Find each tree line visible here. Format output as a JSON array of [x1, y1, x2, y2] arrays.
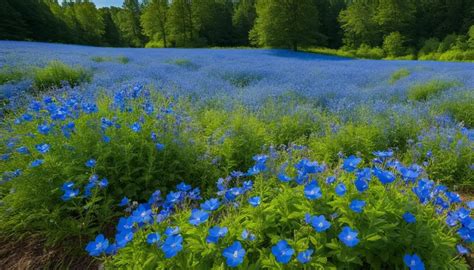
[[0, 0, 473, 55]]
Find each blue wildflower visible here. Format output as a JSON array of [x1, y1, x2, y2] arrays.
[[189, 209, 209, 226], [85, 234, 109, 257], [30, 159, 44, 168], [201, 198, 220, 211], [35, 143, 50, 154], [456, 244, 469, 255], [278, 173, 292, 182], [304, 180, 322, 200], [156, 143, 165, 151], [206, 226, 228, 243], [343, 155, 361, 172], [248, 196, 261, 207], [38, 124, 51, 135], [177, 182, 192, 192], [119, 197, 129, 207], [335, 183, 347, 196], [403, 212, 416, 223], [338, 226, 359, 247], [222, 241, 245, 267], [132, 204, 153, 224], [296, 249, 313, 264], [354, 177, 369, 192], [349, 200, 366, 213], [116, 229, 134, 248], [373, 167, 396, 185], [241, 229, 256, 241], [164, 226, 180, 236], [325, 176, 336, 184], [373, 150, 393, 159], [85, 159, 96, 168], [146, 232, 161, 244], [306, 214, 331, 232], [271, 240, 294, 264], [403, 253, 425, 270], [130, 122, 141, 132], [225, 187, 243, 201], [16, 146, 29, 154], [162, 234, 183, 258], [98, 178, 108, 188]]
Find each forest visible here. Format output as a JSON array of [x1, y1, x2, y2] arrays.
[[1, 0, 474, 60]]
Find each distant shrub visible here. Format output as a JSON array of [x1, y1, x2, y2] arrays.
[[166, 58, 198, 70], [356, 44, 385, 59], [389, 68, 410, 84], [91, 56, 129, 64], [33, 61, 92, 91], [469, 25, 474, 49], [145, 40, 165, 48], [383, 32, 406, 57], [0, 66, 24, 85], [438, 34, 458, 53], [408, 80, 459, 101], [221, 71, 263, 88]]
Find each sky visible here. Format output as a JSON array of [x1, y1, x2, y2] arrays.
[[91, 0, 123, 8]]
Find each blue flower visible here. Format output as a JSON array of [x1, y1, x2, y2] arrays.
[[130, 122, 141, 132], [456, 244, 469, 255], [403, 253, 425, 270], [132, 204, 153, 224], [161, 234, 183, 258], [201, 198, 220, 211], [278, 173, 292, 182], [189, 209, 209, 226], [98, 178, 108, 188], [343, 155, 361, 172], [206, 226, 228, 243], [119, 197, 129, 207], [30, 159, 44, 168], [271, 240, 294, 264], [248, 196, 261, 207], [335, 183, 347, 196], [403, 212, 416, 223], [38, 124, 51, 135], [373, 150, 393, 159], [325, 176, 336, 184], [373, 167, 396, 185], [85, 159, 96, 168], [296, 249, 313, 264], [225, 187, 243, 201], [156, 143, 165, 151], [338, 226, 359, 247], [146, 232, 161, 244], [61, 182, 79, 201], [164, 226, 180, 236], [354, 178, 369, 192], [304, 180, 322, 200], [222, 241, 245, 267], [116, 229, 134, 248], [35, 143, 50, 154], [349, 200, 366, 213], [16, 146, 30, 154], [306, 214, 331, 232], [85, 234, 109, 257], [165, 191, 183, 205], [177, 181, 192, 192], [241, 229, 256, 241], [467, 201, 474, 209]]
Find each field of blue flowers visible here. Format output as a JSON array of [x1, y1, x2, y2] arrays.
[[0, 41, 473, 269]]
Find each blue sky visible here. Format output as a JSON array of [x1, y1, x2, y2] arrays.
[[91, 0, 123, 8]]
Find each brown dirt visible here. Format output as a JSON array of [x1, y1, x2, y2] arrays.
[[0, 235, 99, 270]]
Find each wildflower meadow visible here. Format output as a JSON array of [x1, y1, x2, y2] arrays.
[[0, 40, 473, 269]]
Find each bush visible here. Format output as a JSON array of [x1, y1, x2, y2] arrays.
[[438, 34, 458, 53], [408, 80, 459, 101], [383, 32, 406, 57], [33, 61, 92, 91], [104, 152, 469, 269], [419, 38, 440, 56], [91, 56, 129, 64], [356, 44, 385, 59], [440, 94, 474, 128], [389, 68, 410, 84], [0, 66, 25, 85]]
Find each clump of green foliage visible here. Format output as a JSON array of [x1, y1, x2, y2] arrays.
[[33, 61, 92, 91], [0, 66, 25, 85], [407, 80, 459, 101], [221, 71, 262, 88], [91, 56, 130, 64], [389, 68, 410, 84], [166, 59, 198, 70], [439, 93, 474, 128]]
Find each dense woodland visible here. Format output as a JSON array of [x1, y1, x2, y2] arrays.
[[0, 0, 474, 58]]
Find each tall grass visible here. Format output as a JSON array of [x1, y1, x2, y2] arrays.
[[389, 68, 410, 84], [33, 61, 92, 91], [407, 80, 459, 101]]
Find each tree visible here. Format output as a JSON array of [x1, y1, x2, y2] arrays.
[[233, 0, 256, 45], [74, 2, 105, 45], [383, 32, 406, 57], [168, 0, 195, 47], [193, 0, 234, 46], [141, 0, 170, 47], [338, 1, 379, 48], [251, 0, 320, 51], [117, 0, 145, 47]]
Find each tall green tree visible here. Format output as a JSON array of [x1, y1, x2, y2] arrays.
[[250, 0, 320, 51], [141, 0, 170, 47], [232, 0, 256, 45], [168, 0, 195, 47], [117, 0, 145, 47], [338, 1, 379, 48]]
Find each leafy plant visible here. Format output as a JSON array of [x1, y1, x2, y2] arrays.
[[33, 61, 92, 91]]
